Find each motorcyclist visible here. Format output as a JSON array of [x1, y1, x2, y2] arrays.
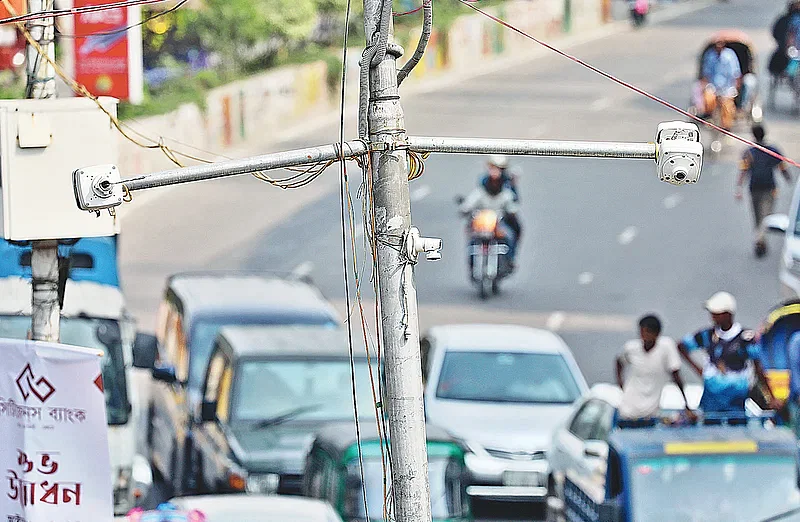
[[479, 155, 519, 202], [700, 37, 741, 131], [460, 163, 522, 269]]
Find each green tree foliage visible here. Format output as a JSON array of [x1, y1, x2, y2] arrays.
[[194, 0, 317, 70]]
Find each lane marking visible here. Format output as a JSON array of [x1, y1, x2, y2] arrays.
[[663, 194, 683, 209], [578, 272, 594, 285], [590, 97, 612, 111], [547, 311, 566, 331], [291, 261, 314, 278], [410, 184, 432, 202], [617, 226, 638, 245]]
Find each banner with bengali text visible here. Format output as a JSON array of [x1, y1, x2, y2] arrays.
[[0, 338, 112, 522]]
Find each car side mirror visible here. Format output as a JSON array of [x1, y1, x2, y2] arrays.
[[201, 400, 217, 422], [584, 440, 608, 459], [132, 333, 158, 369], [95, 321, 122, 348], [152, 364, 177, 384], [765, 213, 790, 234]]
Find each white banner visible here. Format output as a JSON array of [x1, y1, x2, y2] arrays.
[[0, 338, 113, 522]]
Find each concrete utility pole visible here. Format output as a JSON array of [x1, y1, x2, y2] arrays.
[[362, 5, 433, 522], [26, 0, 60, 342]]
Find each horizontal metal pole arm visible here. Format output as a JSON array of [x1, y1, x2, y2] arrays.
[[119, 136, 657, 193], [120, 140, 369, 192], [406, 136, 657, 160]]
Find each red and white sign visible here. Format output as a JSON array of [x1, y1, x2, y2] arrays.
[[72, 0, 143, 102], [0, 338, 113, 522]]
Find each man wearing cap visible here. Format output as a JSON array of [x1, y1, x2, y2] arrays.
[[678, 292, 777, 414]]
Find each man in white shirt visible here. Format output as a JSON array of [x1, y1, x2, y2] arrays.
[[616, 314, 692, 420]]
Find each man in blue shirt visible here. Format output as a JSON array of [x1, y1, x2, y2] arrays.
[[701, 39, 742, 131], [735, 125, 792, 258], [678, 292, 778, 415]]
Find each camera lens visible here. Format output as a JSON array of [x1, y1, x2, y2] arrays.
[[674, 171, 687, 181]]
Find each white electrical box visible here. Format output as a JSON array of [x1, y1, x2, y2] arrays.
[[0, 97, 121, 240]]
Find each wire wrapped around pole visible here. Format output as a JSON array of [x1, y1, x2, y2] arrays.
[[397, 0, 432, 85], [358, 0, 393, 138]]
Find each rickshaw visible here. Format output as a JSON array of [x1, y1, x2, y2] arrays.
[[303, 422, 472, 522], [757, 299, 800, 409], [689, 30, 763, 150]]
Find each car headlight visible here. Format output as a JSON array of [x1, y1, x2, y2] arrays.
[[246, 473, 280, 494]]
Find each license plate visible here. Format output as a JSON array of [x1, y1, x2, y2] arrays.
[[502, 470, 542, 487]]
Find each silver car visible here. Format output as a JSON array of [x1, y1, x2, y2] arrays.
[[421, 324, 589, 503]]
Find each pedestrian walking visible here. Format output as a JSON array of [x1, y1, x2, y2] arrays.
[[735, 125, 792, 258], [616, 314, 693, 420]]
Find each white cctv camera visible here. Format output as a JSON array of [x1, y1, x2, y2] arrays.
[[73, 164, 124, 213], [655, 121, 704, 186]]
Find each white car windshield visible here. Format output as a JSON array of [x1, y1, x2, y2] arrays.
[[435, 351, 581, 403], [629, 454, 800, 522], [232, 359, 379, 423]]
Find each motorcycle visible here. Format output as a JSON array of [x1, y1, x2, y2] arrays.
[[466, 208, 513, 299]]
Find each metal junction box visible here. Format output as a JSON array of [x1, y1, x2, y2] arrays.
[[0, 97, 120, 240]]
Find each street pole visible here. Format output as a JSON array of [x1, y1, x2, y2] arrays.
[[364, 8, 433, 522], [26, 0, 60, 342]]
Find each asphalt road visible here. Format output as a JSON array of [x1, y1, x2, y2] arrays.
[[122, 0, 799, 517]]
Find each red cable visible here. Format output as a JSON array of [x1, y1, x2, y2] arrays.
[[458, 0, 800, 169], [0, 0, 172, 26], [394, 0, 431, 18]]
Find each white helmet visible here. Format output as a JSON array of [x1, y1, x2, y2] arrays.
[[488, 154, 509, 169]]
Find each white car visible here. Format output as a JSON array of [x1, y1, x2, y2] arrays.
[[546, 382, 712, 517], [765, 188, 800, 297], [168, 494, 343, 522], [421, 324, 589, 503]]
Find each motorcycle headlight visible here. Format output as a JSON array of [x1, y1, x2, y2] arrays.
[[246, 473, 280, 494]]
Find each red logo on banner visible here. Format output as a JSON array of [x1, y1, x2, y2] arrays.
[[93, 374, 104, 393], [73, 0, 130, 100], [16, 363, 56, 403]]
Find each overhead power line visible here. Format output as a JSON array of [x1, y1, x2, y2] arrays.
[[0, 0, 173, 26]]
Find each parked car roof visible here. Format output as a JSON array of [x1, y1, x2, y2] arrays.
[[169, 494, 342, 522], [587, 383, 703, 411], [217, 325, 366, 359], [425, 324, 571, 354], [167, 272, 340, 323]]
